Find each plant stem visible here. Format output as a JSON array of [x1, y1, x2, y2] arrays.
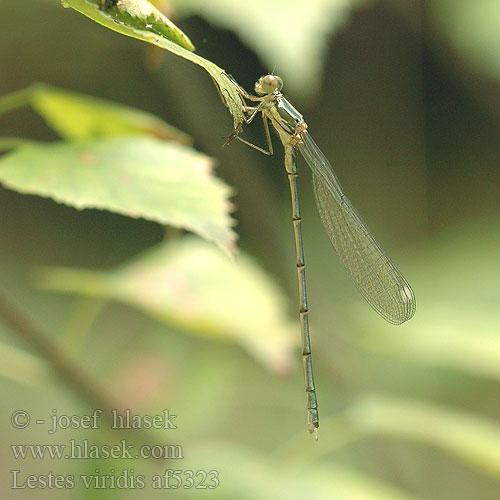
[[0, 291, 117, 412]]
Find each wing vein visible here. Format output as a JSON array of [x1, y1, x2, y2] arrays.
[[299, 132, 416, 324]]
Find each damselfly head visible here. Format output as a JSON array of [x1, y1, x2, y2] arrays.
[[255, 75, 283, 96]]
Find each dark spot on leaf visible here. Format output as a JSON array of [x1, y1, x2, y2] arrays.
[[101, 0, 118, 10]]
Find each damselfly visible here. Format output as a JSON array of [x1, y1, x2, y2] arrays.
[[226, 74, 416, 437]]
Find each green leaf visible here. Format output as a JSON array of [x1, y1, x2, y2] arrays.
[[0, 83, 191, 143], [64, 0, 195, 51], [169, 0, 371, 98], [61, 0, 244, 127], [35, 237, 297, 372], [34, 84, 192, 143], [0, 136, 236, 254], [345, 395, 500, 478]]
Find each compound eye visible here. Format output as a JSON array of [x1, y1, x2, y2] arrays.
[[255, 74, 283, 95]]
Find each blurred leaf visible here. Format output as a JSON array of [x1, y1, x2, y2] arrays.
[[61, 0, 244, 127], [169, 0, 371, 98], [180, 442, 424, 500], [0, 138, 40, 152], [0, 341, 49, 386], [430, 0, 500, 82], [33, 84, 190, 143], [0, 83, 190, 143], [35, 237, 297, 372], [355, 215, 500, 380], [58, 298, 107, 356], [31, 85, 189, 142], [0, 136, 236, 254], [345, 395, 500, 478], [361, 321, 500, 381]]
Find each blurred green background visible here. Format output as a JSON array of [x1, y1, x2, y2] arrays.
[[1, 0, 500, 498]]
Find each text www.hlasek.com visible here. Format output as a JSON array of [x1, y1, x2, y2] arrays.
[[11, 439, 183, 460]]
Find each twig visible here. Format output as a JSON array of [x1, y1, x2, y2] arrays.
[[0, 291, 120, 412]]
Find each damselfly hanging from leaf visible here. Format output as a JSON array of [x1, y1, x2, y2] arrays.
[[225, 74, 416, 437]]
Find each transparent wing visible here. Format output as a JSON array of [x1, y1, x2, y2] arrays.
[[299, 132, 415, 324]]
